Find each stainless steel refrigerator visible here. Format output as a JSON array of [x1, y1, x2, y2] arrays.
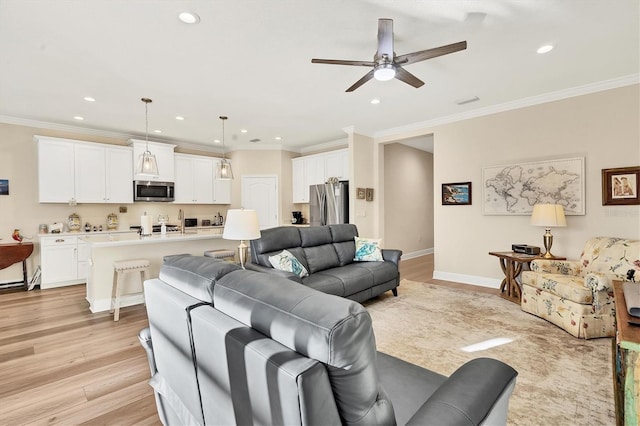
[[309, 181, 349, 226]]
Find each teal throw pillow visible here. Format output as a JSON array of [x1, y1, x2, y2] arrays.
[[268, 249, 309, 278], [354, 236, 383, 262]]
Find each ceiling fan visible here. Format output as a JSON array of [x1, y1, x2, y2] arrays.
[[311, 18, 467, 92]]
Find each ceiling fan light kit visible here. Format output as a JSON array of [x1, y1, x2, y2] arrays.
[[312, 18, 467, 92]]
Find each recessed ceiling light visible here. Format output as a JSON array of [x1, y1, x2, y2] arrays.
[[370, 98, 380, 105], [275, 136, 282, 141], [175, 116, 185, 121], [537, 44, 554, 54], [73, 116, 84, 120], [154, 129, 162, 134], [83, 96, 95, 102], [178, 12, 200, 24], [240, 129, 248, 133]]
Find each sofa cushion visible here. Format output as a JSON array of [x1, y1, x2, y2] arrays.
[[159, 255, 241, 303], [523, 272, 593, 304], [251, 226, 302, 267], [304, 245, 341, 274], [352, 261, 399, 285], [299, 226, 333, 247], [214, 270, 395, 425], [354, 237, 383, 262], [268, 249, 309, 278], [329, 224, 359, 242], [315, 264, 375, 296], [302, 273, 345, 296]]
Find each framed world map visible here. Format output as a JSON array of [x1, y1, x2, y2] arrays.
[[482, 157, 585, 215]]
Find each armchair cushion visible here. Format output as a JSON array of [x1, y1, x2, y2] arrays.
[[529, 259, 581, 276]]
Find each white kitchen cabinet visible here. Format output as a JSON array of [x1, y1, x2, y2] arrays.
[[77, 240, 90, 280], [37, 137, 76, 203], [174, 153, 214, 204], [213, 159, 232, 204], [323, 149, 349, 181], [74, 143, 133, 203], [130, 140, 176, 182], [291, 149, 349, 203], [40, 236, 83, 288]]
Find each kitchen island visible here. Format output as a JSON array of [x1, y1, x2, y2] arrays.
[[81, 232, 237, 313]]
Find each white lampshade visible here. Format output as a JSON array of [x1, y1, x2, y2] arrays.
[[223, 209, 261, 240], [531, 204, 567, 227]]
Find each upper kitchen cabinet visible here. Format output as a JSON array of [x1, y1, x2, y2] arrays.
[[75, 143, 133, 203], [174, 153, 214, 204], [291, 149, 349, 203], [37, 136, 76, 203], [129, 140, 176, 182], [323, 149, 349, 181]]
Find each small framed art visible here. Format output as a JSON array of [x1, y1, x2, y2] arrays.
[[442, 182, 471, 205], [356, 187, 366, 199], [602, 166, 640, 205], [365, 188, 374, 202]]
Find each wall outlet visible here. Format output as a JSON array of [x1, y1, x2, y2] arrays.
[[119, 206, 127, 213]]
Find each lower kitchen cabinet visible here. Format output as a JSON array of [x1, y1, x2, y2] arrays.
[[40, 235, 87, 288]]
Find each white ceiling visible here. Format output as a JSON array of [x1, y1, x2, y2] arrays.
[[0, 0, 638, 153]]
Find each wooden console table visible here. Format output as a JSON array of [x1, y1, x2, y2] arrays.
[[488, 251, 565, 304], [0, 242, 34, 290], [612, 280, 640, 426]]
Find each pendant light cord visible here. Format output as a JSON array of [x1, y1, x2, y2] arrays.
[[220, 116, 228, 160]]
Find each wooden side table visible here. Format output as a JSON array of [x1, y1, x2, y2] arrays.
[[0, 242, 34, 290], [612, 280, 640, 426], [488, 251, 565, 304]]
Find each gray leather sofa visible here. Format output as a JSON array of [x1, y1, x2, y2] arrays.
[[247, 224, 402, 302], [139, 255, 518, 425]]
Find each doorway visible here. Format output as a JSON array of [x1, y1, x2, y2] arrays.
[[241, 175, 279, 229]]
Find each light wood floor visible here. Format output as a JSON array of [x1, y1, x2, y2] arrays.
[[0, 254, 496, 424]]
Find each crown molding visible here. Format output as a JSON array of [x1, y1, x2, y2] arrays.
[[374, 74, 640, 142], [0, 115, 135, 140], [299, 138, 348, 154]]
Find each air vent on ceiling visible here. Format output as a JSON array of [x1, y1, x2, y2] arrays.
[[455, 96, 480, 105], [249, 138, 261, 143]]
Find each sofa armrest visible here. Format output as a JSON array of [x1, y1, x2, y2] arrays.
[[245, 262, 303, 283], [138, 327, 157, 376], [584, 272, 613, 292], [406, 358, 518, 426], [530, 259, 581, 276], [382, 249, 402, 267]]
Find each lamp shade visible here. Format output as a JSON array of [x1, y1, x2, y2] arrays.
[[222, 209, 261, 240], [531, 204, 567, 227]]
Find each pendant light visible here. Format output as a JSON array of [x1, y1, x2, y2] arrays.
[[136, 97, 159, 176], [216, 115, 233, 180]]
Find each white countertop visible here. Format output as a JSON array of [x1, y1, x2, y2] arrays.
[[38, 229, 136, 238], [81, 232, 223, 247]]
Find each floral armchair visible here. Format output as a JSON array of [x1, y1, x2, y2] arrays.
[[521, 237, 640, 339]]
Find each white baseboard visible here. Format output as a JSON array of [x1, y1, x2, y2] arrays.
[[433, 270, 501, 289], [89, 294, 145, 313], [401, 248, 434, 260]]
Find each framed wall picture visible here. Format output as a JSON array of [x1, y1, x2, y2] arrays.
[[356, 187, 366, 199], [0, 179, 8, 195], [442, 182, 471, 205], [602, 166, 640, 205], [365, 188, 374, 202]]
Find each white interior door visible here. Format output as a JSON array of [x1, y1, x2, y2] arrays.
[[241, 175, 279, 229]]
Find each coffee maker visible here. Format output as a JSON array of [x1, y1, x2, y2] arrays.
[[292, 211, 304, 224]]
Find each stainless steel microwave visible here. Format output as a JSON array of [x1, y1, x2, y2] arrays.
[[133, 180, 175, 202]]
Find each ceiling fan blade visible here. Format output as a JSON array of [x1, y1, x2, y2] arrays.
[[394, 67, 425, 88], [312, 58, 376, 67], [376, 18, 394, 59], [346, 69, 375, 92], [395, 41, 467, 65]]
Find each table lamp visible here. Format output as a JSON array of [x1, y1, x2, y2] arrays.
[[222, 208, 261, 268], [530, 204, 567, 258]]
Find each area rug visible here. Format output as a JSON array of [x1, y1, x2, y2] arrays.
[[364, 280, 615, 426]]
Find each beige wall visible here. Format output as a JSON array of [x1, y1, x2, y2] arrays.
[[419, 84, 639, 286], [383, 143, 434, 256], [0, 123, 295, 283], [349, 132, 377, 237]]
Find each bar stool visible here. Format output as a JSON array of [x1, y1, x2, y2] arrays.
[[204, 249, 236, 263], [111, 259, 150, 321]]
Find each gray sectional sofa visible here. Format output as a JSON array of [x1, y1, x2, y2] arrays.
[[139, 255, 518, 425], [247, 224, 402, 302]]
